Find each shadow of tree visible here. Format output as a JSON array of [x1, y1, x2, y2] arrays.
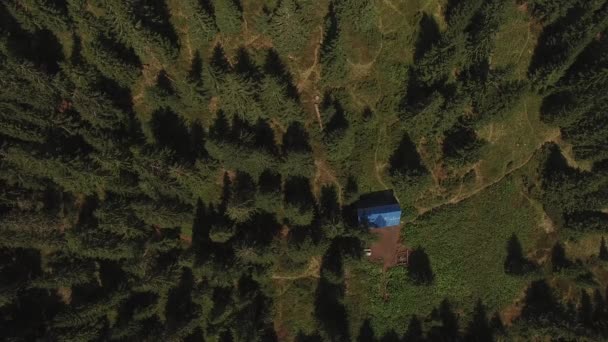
[[314, 241, 350, 341], [389, 133, 427, 177], [150, 108, 192, 161], [413, 13, 440, 62], [283, 122, 312, 153], [235, 47, 261, 82]]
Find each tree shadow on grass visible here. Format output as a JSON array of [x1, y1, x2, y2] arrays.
[[282, 122, 312, 154]]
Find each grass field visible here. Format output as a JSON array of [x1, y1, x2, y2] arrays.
[[346, 173, 545, 336]]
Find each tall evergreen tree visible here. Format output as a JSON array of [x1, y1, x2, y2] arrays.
[[578, 289, 593, 327], [599, 237, 608, 260], [439, 299, 460, 339], [464, 299, 493, 342], [213, 0, 242, 35], [404, 314, 424, 342], [593, 288, 606, 320]]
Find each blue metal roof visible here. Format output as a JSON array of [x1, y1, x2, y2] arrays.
[[357, 204, 401, 228]]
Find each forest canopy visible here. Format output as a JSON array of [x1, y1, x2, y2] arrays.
[[0, 0, 607, 341]]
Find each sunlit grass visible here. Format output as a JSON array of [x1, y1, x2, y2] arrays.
[[349, 175, 543, 336]]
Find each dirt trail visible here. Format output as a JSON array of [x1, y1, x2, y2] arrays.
[[296, 25, 325, 130], [348, 38, 384, 71], [520, 189, 556, 233], [382, 0, 404, 16], [416, 130, 561, 216], [374, 125, 389, 190], [373, 119, 401, 200], [314, 160, 344, 205]]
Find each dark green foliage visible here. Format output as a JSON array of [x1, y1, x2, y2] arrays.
[[357, 319, 375, 342], [464, 299, 493, 342], [578, 289, 593, 326], [528, 0, 608, 90], [429, 299, 460, 340], [442, 121, 486, 167], [0, 0, 607, 339], [213, 0, 242, 35], [490, 312, 504, 335], [592, 289, 606, 324], [520, 279, 562, 321], [315, 241, 350, 342], [600, 237, 608, 260], [404, 314, 424, 342]]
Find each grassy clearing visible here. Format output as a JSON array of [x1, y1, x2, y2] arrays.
[[477, 94, 559, 183], [565, 232, 605, 261], [347, 174, 544, 336], [409, 92, 559, 214], [491, 1, 538, 80]]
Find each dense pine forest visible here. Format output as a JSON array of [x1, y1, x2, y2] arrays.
[[0, 0, 607, 341]]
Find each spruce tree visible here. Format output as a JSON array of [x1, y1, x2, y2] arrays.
[[489, 312, 504, 334], [599, 237, 608, 260], [213, 0, 242, 35], [578, 290, 593, 327], [593, 289, 606, 322], [439, 299, 460, 339], [404, 314, 424, 342], [464, 299, 493, 342]]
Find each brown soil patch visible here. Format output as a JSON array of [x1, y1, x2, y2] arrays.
[[500, 302, 522, 326], [500, 287, 529, 325], [180, 234, 192, 245], [369, 225, 408, 270], [57, 287, 72, 305], [208, 96, 219, 114], [517, 2, 529, 13]]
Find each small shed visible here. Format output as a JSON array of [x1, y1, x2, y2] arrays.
[[356, 190, 401, 228]]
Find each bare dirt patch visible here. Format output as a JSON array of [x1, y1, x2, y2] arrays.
[[369, 225, 408, 270], [57, 287, 72, 305], [180, 234, 192, 245]]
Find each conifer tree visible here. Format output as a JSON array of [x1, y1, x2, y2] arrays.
[[490, 312, 504, 335], [213, 0, 242, 35], [404, 314, 424, 342], [579, 289, 593, 327], [182, 0, 217, 46], [267, 0, 309, 55], [4, 0, 70, 33], [599, 237, 608, 260], [465, 299, 493, 342], [98, 0, 179, 64], [593, 289, 606, 327], [439, 299, 460, 338]]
